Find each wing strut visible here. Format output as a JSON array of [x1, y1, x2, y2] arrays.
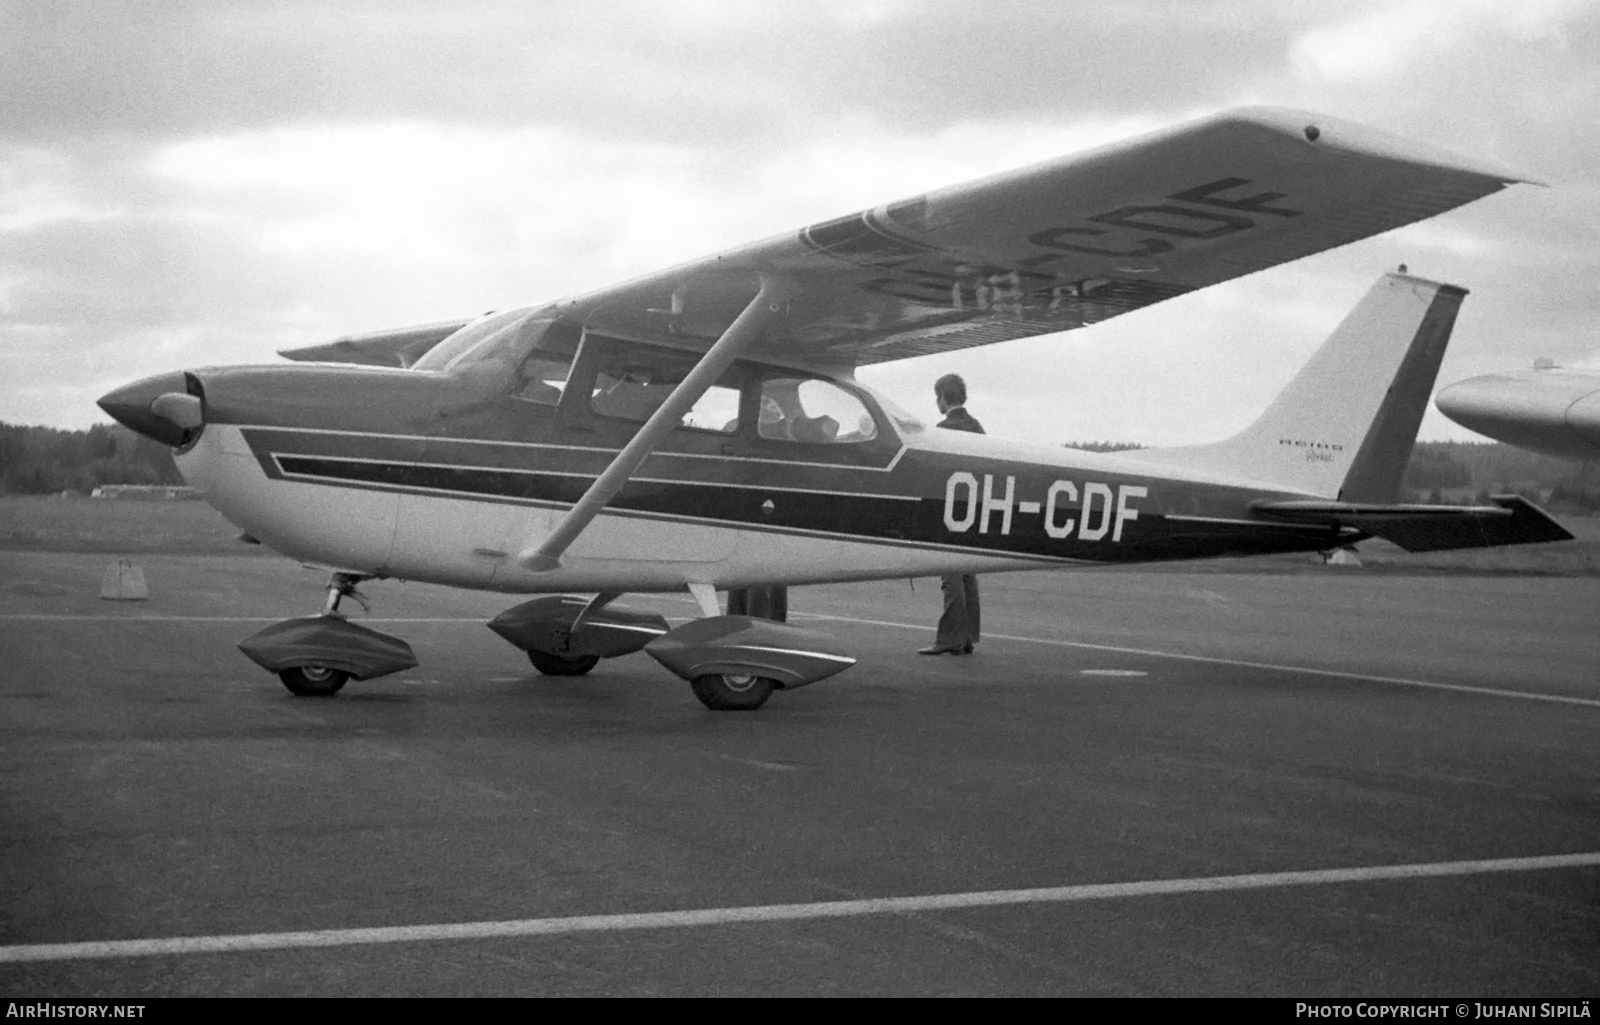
[[517, 275, 789, 571]]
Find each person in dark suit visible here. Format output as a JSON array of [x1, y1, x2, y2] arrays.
[[921, 373, 982, 656]]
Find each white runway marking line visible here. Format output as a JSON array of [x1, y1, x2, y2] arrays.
[[1, 613, 696, 624], [0, 615, 489, 623], [792, 612, 1600, 709], [3, 851, 1596, 964]]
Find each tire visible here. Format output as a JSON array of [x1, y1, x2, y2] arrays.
[[690, 673, 776, 711], [527, 650, 600, 676], [279, 665, 350, 696]]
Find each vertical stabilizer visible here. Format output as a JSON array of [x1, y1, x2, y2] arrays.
[[1125, 273, 1466, 498]]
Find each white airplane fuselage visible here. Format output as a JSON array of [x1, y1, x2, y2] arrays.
[[173, 401, 1325, 595]]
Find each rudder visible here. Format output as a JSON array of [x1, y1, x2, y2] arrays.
[[1336, 278, 1465, 501]]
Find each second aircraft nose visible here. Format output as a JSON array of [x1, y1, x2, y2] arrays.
[[97, 371, 203, 447]]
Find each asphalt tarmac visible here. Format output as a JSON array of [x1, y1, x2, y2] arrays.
[[2, 551, 1597, 996]]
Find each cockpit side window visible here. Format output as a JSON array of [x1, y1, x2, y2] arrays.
[[588, 344, 740, 433], [757, 377, 879, 444], [516, 356, 572, 406]]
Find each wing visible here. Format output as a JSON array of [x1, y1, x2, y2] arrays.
[[551, 107, 1530, 368], [278, 318, 473, 368]]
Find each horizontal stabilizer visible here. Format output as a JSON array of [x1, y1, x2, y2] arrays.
[[1250, 495, 1573, 552]]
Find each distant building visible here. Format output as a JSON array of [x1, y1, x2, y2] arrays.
[[91, 484, 198, 500]]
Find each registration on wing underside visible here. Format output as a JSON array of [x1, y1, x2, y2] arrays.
[[801, 176, 1302, 273], [788, 275, 1196, 363], [792, 175, 1306, 359]]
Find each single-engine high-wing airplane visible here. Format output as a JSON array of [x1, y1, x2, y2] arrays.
[[1436, 360, 1600, 462], [98, 107, 1573, 711]]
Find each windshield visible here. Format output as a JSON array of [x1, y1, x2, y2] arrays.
[[411, 307, 540, 373]]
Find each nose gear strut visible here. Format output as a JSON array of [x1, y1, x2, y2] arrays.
[[323, 572, 373, 616]]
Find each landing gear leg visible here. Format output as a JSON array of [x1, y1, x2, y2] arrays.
[[322, 572, 373, 617]]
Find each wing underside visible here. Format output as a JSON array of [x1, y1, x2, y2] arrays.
[[279, 319, 473, 368]]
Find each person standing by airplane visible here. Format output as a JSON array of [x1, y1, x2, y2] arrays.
[[921, 373, 982, 656]]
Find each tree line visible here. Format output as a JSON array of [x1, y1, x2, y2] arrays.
[[0, 422, 182, 495], [1399, 440, 1600, 513]]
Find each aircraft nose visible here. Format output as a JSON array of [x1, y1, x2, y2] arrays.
[[97, 371, 204, 447]]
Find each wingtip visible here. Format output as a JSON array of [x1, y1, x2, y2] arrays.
[[1218, 106, 1540, 187]]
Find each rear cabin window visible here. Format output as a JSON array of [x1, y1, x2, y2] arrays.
[[758, 378, 878, 444]]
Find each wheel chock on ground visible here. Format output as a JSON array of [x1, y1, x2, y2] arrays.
[[99, 559, 149, 600], [1320, 547, 1363, 566]]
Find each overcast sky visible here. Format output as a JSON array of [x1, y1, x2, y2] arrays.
[[3, 0, 1598, 444]]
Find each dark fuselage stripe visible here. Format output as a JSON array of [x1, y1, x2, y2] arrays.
[[269, 454, 1344, 565]]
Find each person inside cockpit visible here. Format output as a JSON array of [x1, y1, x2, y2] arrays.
[[759, 379, 839, 443], [757, 394, 793, 441]]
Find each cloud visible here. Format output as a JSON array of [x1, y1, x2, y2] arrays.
[[0, 1, 1290, 146], [1290, 0, 1590, 83], [143, 112, 1172, 316]]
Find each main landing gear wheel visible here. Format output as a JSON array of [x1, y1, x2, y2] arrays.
[[690, 673, 776, 711], [527, 651, 600, 676], [279, 665, 350, 697]]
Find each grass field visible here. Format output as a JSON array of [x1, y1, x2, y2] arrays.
[[2, 495, 1597, 574], [0, 495, 269, 556]]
